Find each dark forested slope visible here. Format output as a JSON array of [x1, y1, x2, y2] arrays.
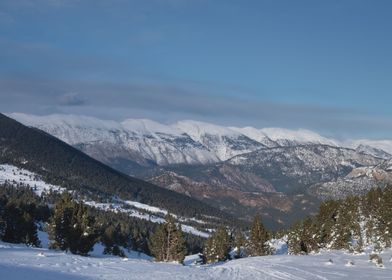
[[0, 113, 235, 223]]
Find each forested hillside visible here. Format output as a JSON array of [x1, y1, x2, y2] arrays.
[[0, 113, 237, 225]]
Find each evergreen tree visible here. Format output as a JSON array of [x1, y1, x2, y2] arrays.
[[69, 202, 100, 255], [330, 197, 359, 250], [287, 221, 304, 255], [202, 226, 231, 264], [0, 195, 6, 239], [246, 215, 271, 256], [102, 224, 125, 257], [48, 193, 74, 251], [21, 212, 40, 246], [233, 230, 246, 259], [149, 214, 186, 263], [315, 200, 339, 247], [2, 202, 40, 247], [48, 193, 99, 256]]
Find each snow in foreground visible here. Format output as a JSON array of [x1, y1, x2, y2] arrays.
[[1, 242, 392, 280]]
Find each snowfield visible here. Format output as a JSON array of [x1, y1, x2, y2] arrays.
[[1, 241, 392, 280], [0, 164, 65, 196]]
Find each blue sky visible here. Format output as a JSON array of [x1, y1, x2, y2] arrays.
[[1, 0, 392, 139]]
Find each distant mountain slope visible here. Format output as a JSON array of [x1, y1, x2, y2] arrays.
[[0, 113, 234, 223], [230, 126, 338, 147], [309, 159, 392, 200], [226, 144, 382, 193], [147, 144, 382, 228], [355, 144, 392, 160], [9, 113, 392, 169], [8, 113, 267, 166], [348, 139, 392, 156]]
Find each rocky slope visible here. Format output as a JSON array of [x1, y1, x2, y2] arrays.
[[309, 159, 392, 200]]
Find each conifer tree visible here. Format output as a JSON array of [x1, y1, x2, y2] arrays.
[[233, 230, 246, 259], [246, 215, 271, 256], [48, 193, 99, 256], [0, 195, 6, 239], [2, 202, 40, 247], [315, 200, 339, 247], [102, 224, 125, 257], [21, 212, 40, 246], [69, 202, 100, 255], [287, 221, 304, 255], [149, 214, 186, 263], [287, 217, 318, 255], [202, 226, 231, 264]]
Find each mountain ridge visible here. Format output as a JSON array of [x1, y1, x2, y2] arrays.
[[8, 113, 392, 167]]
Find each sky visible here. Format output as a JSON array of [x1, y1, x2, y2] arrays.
[[1, 0, 392, 139]]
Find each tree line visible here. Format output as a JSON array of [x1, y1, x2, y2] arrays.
[[0, 184, 203, 257], [0, 183, 274, 264], [4, 181, 392, 265]]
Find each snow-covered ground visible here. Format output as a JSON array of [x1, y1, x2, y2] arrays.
[[1, 241, 391, 280], [0, 164, 65, 196]]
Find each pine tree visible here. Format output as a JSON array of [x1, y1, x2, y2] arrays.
[[246, 215, 271, 256], [149, 214, 186, 263], [202, 226, 231, 264], [69, 202, 100, 255], [315, 200, 339, 247], [287, 221, 304, 255], [21, 212, 40, 246], [48, 193, 98, 256], [2, 202, 40, 247], [0, 195, 6, 239], [233, 230, 246, 259], [102, 224, 125, 257]]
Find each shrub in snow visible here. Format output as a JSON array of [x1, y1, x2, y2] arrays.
[[369, 254, 383, 267], [232, 230, 246, 259], [345, 260, 354, 266], [325, 259, 334, 265]]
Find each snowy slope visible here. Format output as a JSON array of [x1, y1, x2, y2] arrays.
[[348, 139, 392, 157], [0, 164, 210, 238], [0, 164, 65, 196], [1, 241, 391, 280], [231, 126, 338, 147]]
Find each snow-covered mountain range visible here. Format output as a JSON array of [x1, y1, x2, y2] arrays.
[[9, 113, 391, 166], [6, 113, 392, 228]]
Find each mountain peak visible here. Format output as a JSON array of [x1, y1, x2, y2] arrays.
[[121, 119, 182, 136], [259, 127, 338, 146], [174, 120, 240, 142]]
